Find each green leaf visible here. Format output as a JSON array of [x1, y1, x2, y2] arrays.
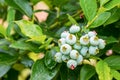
[[104, 0, 120, 10], [96, 60, 111, 80], [5, 0, 33, 18], [112, 44, 120, 54], [15, 20, 46, 43], [67, 14, 78, 25], [104, 56, 120, 70], [10, 39, 40, 53], [0, 64, 11, 77], [105, 36, 119, 44], [79, 0, 97, 21], [7, 7, 16, 23], [104, 8, 120, 26], [111, 69, 120, 80], [30, 59, 61, 80], [80, 64, 96, 80], [90, 12, 111, 28], [100, 0, 110, 6], [45, 48, 57, 69], [0, 25, 6, 37]]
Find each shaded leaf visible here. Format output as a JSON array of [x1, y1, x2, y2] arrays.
[[90, 12, 111, 28], [100, 0, 110, 6], [80, 64, 96, 80], [104, 56, 120, 70], [5, 0, 33, 18], [105, 36, 119, 44], [79, 0, 97, 21], [67, 14, 78, 25], [45, 48, 57, 69], [30, 59, 61, 80], [96, 60, 111, 80]]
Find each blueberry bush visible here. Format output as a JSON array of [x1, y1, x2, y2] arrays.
[[0, 0, 120, 80]]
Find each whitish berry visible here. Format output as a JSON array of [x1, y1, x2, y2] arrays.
[[89, 46, 99, 55], [70, 50, 79, 59], [73, 42, 81, 50], [88, 31, 97, 37], [80, 35, 89, 45], [54, 52, 62, 63], [60, 44, 72, 55], [61, 31, 70, 38], [66, 34, 76, 45], [69, 25, 80, 33], [67, 59, 77, 70], [98, 39, 106, 49], [90, 36, 99, 46], [58, 38, 66, 47], [80, 46, 88, 56], [62, 55, 70, 62], [77, 55, 83, 65]]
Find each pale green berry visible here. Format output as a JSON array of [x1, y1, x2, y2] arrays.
[[69, 25, 80, 33], [54, 52, 62, 63], [60, 44, 72, 55], [67, 59, 77, 70], [89, 46, 99, 55], [62, 55, 70, 62], [70, 50, 79, 59], [90, 36, 99, 46], [98, 39, 106, 49], [80, 46, 88, 56], [66, 34, 76, 45], [73, 42, 81, 50], [61, 31, 70, 38], [77, 55, 83, 65], [80, 35, 89, 45], [58, 38, 66, 47], [88, 31, 97, 37]]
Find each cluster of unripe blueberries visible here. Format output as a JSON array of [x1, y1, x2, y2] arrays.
[[54, 25, 106, 70]]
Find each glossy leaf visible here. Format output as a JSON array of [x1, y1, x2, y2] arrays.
[[79, 0, 97, 21], [10, 39, 40, 53], [80, 64, 96, 80], [0, 64, 11, 77], [15, 20, 46, 43], [96, 60, 111, 80], [104, 0, 120, 10], [104, 56, 120, 70], [90, 12, 111, 28], [5, 0, 33, 18], [30, 59, 61, 80], [45, 48, 57, 69]]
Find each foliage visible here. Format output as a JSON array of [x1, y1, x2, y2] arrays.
[[0, 0, 120, 80]]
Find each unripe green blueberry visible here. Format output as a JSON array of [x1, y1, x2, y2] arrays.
[[66, 34, 76, 45], [77, 55, 83, 65], [60, 44, 72, 55], [88, 31, 97, 37], [62, 55, 70, 62], [80, 35, 89, 45], [90, 36, 99, 46], [80, 46, 88, 56], [89, 46, 99, 55], [61, 31, 70, 38], [70, 50, 79, 59], [54, 52, 62, 63], [58, 38, 66, 47], [73, 42, 81, 50], [69, 25, 80, 33], [67, 59, 77, 70], [98, 39, 106, 49]]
